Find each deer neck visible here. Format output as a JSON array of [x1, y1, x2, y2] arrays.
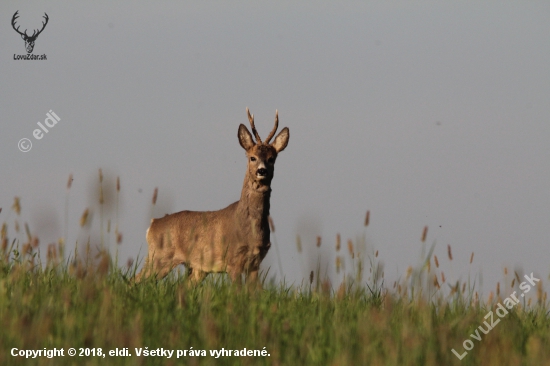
[[237, 175, 271, 224]]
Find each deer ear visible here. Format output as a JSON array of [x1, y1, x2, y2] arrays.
[[272, 127, 289, 153], [238, 124, 255, 150]]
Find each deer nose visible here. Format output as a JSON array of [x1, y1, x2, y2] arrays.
[[257, 168, 267, 176]]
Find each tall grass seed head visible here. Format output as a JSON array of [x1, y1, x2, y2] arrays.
[[421, 226, 428, 242], [12, 197, 21, 215], [80, 208, 89, 227]]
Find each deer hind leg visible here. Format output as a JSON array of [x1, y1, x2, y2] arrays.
[[186, 267, 207, 286], [134, 254, 155, 283]]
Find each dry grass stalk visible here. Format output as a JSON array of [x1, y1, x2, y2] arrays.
[[364, 210, 370, 227], [441, 271, 446, 283], [96, 250, 110, 276], [116, 232, 123, 245], [336, 233, 341, 251], [337, 282, 346, 300], [470, 252, 474, 264], [58, 238, 64, 260], [375, 250, 378, 257], [115, 177, 121, 240], [496, 282, 500, 296], [309, 271, 314, 285], [152, 187, 158, 205], [447, 244, 453, 261], [22, 243, 32, 255], [321, 280, 331, 296], [70, 257, 87, 279], [504, 267, 508, 275], [336, 256, 342, 274], [316, 236, 321, 247], [296, 235, 302, 253], [347, 240, 354, 259], [80, 208, 89, 227], [65, 174, 72, 259], [406, 266, 413, 280], [98, 171, 104, 245], [24, 222, 32, 242], [487, 291, 494, 305], [450, 283, 458, 296], [433, 274, 440, 289], [47, 243, 58, 265], [421, 226, 428, 242], [511, 278, 516, 288], [434, 255, 439, 268], [12, 197, 21, 215], [1, 222, 6, 254]]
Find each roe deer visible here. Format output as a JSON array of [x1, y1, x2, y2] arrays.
[[135, 108, 289, 285]]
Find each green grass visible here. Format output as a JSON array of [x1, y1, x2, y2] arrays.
[[2, 180, 550, 365], [1, 249, 550, 366]]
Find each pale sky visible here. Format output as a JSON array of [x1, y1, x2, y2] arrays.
[[2, 1, 549, 296]]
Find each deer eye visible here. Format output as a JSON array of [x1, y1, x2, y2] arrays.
[[250, 157, 256, 162]]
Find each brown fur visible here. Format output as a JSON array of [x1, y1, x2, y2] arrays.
[[135, 109, 289, 285]]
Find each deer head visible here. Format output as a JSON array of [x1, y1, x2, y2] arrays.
[[12, 11, 49, 54], [238, 108, 289, 192]]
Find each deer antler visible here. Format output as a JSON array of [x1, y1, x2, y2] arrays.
[[31, 13, 49, 39], [11, 11, 49, 40], [11, 11, 26, 37], [265, 110, 279, 144], [246, 107, 262, 144]]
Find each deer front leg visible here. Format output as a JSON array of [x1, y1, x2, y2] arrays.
[[245, 269, 262, 290], [228, 269, 243, 287]]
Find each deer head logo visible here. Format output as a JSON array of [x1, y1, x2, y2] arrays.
[[12, 11, 49, 54]]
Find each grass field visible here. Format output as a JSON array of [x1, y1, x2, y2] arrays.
[[2, 177, 550, 365]]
